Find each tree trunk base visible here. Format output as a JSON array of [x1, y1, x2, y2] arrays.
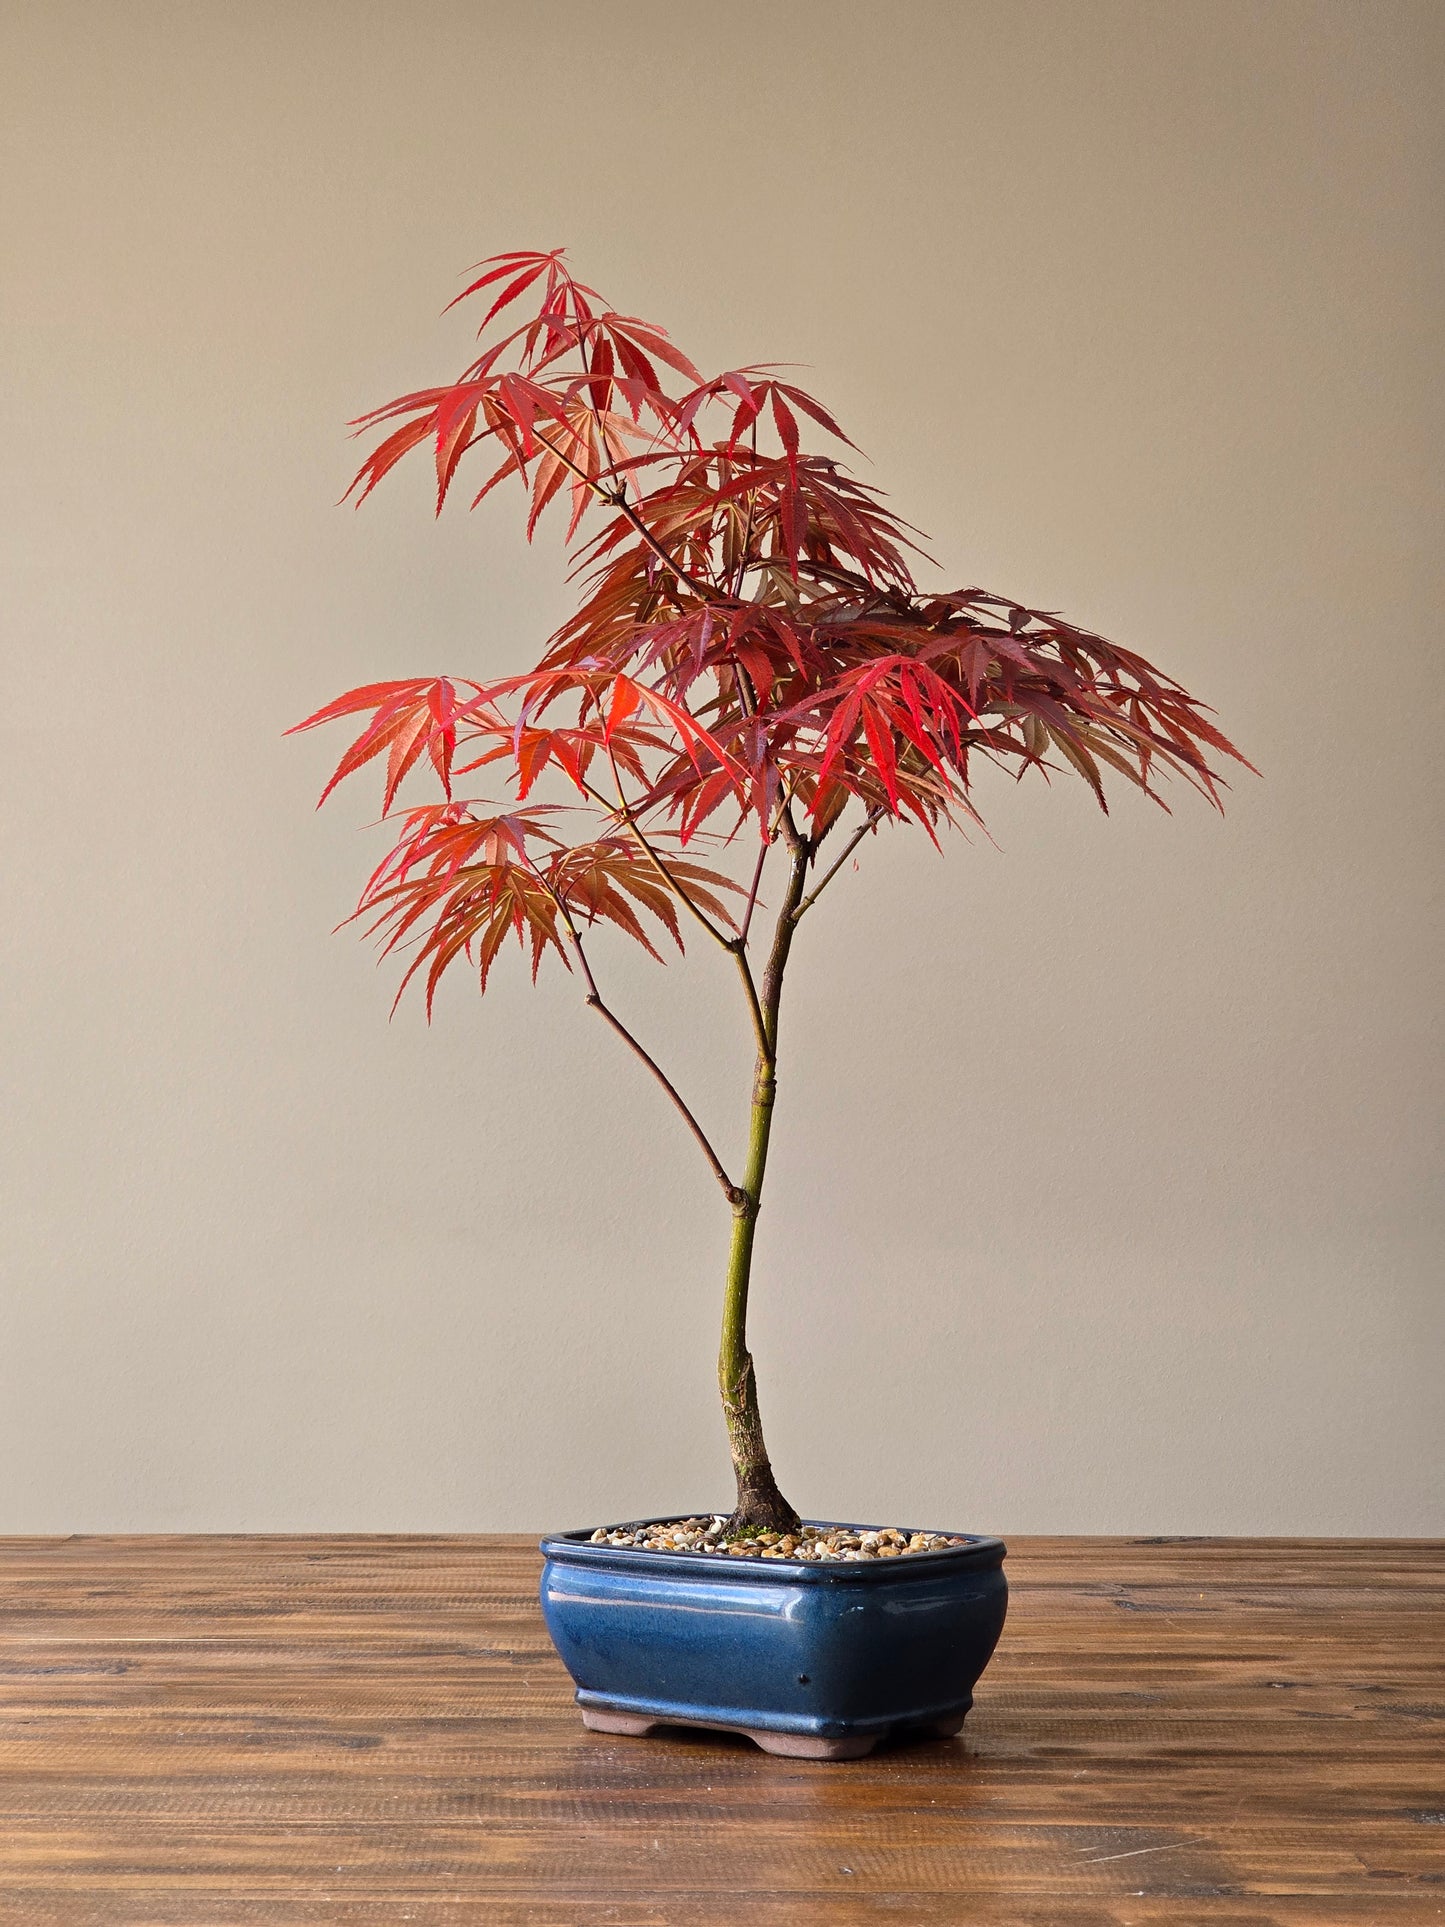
[[721, 1347, 801, 1537], [724, 1464, 801, 1538]]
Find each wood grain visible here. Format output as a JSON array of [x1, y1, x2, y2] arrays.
[[0, 1535, 1440, 1924]]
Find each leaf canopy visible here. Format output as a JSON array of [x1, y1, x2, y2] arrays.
[[293, 249, 1251, 1008]]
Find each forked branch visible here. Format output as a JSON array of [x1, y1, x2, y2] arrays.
[[792, 807, 886, 922]]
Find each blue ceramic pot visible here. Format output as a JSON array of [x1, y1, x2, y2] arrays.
[[539, 1518, 1007, 1759]]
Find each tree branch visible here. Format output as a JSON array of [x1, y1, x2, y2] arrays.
[[580, 766, 775, 1066], [531, 429, 725, 607], [738, 837, 769, 948], [564, 918, 743, 1207], [585, 763, 734, 951], [791, 806, 885, 922], [759, 838, 813, 1052], [730, 946, 773, 1066]]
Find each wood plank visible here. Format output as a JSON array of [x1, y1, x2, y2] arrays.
[[0, 1536, 1440, 1924]]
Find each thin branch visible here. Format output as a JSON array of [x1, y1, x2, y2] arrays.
[[791, 807, 886, 922], [730, 947, 773, 1066], [531, 429, 724, 607], [585, 771, 775, 1065], [579, 769, 733, 951], [512, 843, 741, 1203], [565, 917, 743, 1208], [738, 837, 769, 948], [759, 838, 813, 1053]]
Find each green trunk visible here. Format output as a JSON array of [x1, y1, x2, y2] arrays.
[[716, 841, 810, 1536]]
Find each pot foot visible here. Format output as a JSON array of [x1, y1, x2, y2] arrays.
[[578, 1706, 876, 1758], [914, 1710, 969, 1740], [580, 1708, 659, 1737], [746, 1728, 878, 1759]]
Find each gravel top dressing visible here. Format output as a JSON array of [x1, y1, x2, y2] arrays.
[[587, 1517, 970, 1561]]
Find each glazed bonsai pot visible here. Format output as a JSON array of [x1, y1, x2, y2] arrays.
[[539, 1519, 1007, 1759]]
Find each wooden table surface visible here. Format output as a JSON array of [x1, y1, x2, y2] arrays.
[[0, 1536, 1441, 1925]]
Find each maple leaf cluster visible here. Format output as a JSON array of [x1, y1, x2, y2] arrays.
[[294, 249, 1250, 1014]]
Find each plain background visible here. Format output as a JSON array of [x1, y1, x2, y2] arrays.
[[2, 0, 1440, 1535]]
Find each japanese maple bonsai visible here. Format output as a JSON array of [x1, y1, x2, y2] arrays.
[[295, 249, 1247, 1544]]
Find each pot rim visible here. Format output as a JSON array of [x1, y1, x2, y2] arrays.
[[540, 1516, 1007, 1583]]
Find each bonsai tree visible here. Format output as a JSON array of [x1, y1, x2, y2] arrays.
[[294, 250, 1248, 1538]]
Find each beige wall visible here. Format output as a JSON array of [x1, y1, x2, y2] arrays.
[[2, 0, 1440, 1534]]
